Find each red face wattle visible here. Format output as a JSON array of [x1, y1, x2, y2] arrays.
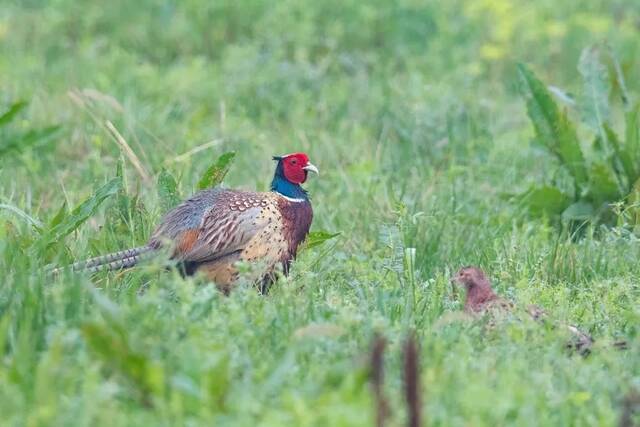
[[281, 153, 318, 184]]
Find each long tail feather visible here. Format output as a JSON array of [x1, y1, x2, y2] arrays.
[[51, 245, 154, 275]]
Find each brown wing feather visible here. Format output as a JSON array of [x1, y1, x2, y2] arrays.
[[150, 189, 279, 264], [178, 205, 270, 262]]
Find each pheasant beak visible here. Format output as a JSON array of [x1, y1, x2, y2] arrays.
[[303, 162, 319, 175]]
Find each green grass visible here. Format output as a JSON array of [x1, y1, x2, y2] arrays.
[[1, 0, 640, 426]]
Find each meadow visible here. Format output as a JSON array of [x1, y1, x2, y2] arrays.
[[1, 1, 639, 425]]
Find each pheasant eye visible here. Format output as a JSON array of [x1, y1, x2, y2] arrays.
[[291, 159, 297, 164]]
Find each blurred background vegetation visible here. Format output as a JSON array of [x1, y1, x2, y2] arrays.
[[1, 1, 639, 426]]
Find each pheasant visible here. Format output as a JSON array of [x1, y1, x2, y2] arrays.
[[58, 152, 318, 293], [450, 266, 628, 355]]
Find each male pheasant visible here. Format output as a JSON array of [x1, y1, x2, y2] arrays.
[[61, 152, 318, 293]]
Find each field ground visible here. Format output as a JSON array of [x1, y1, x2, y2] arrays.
[[1, 1, 640, 426]]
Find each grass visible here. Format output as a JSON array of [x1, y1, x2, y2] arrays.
[[1, 0, 639, 425]]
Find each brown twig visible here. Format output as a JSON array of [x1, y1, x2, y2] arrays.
[[370, 334, 389, 427], [403, 333, 422, 427]]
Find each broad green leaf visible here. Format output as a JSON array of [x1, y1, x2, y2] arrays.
[[630, 176, 640, 200], [48, 201, 68, 229], [578, 46, 610, 136], [561, 202, 594, 221], [603, 124, 635, 184], [157, 168, 181, 211], [606, 45, 630, 109], [588, 162, 621, 205], [0, 203, 44, 230], [557, 111, 588, 185], [197, 151, 236, 190], [45, 178, 121, 243], [630, 177, 640, 226], [520, 185, 571, 218], [626, 102, 639, 170], [0, 125, 62, 157], [517, 64, 588, 186], [301, 230, 341, 251], [0, 101, 27, 127], [20, 125, 62, 146]]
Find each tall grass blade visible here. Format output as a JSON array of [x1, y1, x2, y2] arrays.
[[157, 168, 181, 211]]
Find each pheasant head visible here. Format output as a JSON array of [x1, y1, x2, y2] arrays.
[[451, 266, 499, 313], [271, 152, 319, 200]]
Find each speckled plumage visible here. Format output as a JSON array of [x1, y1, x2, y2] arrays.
[[59, 153, 317, 293], [148, 188, 312, 292]]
